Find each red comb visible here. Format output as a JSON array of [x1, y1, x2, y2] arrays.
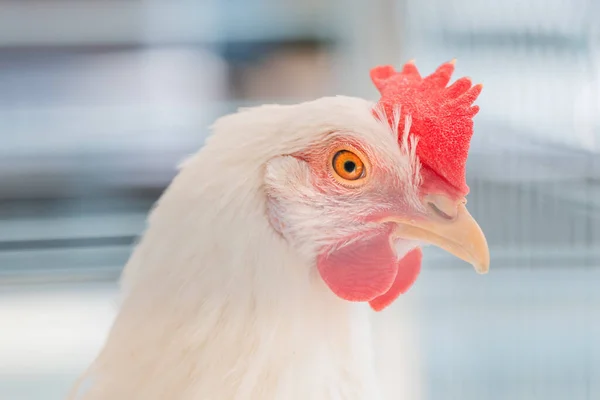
[[370, 61, 482, 195]]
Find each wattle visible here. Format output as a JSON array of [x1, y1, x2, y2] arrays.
[[369, 247, 422, 311], [316, 226, 422, 311]]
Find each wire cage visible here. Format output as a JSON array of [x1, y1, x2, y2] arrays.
[[396, 0, 600, 399], [0, 0, 598, 399]]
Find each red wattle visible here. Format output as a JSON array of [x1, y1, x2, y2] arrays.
[[316, 227, 422, 309], [317, 227, 398, 302], [369, 247, 422, 311]]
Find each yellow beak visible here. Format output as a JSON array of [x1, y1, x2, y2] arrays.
[[388, 202, 490, 274]]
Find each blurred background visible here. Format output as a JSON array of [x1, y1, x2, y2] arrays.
[[0, 0, 599, 399]]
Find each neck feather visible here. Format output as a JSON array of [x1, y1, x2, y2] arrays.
[[76, 154, 382, 400]]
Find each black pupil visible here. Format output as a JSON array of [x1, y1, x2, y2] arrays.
[[344, 161, 356, 173]]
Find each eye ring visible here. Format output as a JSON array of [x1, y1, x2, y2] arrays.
[[331, 149, 367, 182]]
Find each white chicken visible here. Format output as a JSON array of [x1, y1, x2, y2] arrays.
[[69, 61, 489, 400]]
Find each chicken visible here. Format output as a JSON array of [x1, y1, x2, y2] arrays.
[[68, 60, 489, 400]]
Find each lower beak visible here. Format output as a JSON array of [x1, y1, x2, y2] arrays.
[[388, 203, 489, 274]]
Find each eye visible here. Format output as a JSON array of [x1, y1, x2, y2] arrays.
[[332, 150, 366, 181]]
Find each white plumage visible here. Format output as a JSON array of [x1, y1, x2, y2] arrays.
[[69, 97, 422, 400]]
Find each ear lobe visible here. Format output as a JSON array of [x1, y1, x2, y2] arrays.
[[265, 194, 286, 237], [264, 155, 313, 241], [264, 155, 312, 192]]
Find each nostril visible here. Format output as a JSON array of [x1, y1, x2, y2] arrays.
[[428, 202, 454, 220]]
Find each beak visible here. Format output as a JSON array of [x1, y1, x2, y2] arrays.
[[388, 202, 490, 274]]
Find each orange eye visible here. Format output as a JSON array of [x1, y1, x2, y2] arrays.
[[332, 150, 366, 181]]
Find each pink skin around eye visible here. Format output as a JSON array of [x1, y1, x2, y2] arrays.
[[294, 137, 374, 188], [294, 140, 423, 310]]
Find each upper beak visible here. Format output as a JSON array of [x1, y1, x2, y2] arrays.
[[388, 202, 490, 274]]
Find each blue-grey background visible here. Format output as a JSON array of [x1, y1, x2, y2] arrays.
[[0, 0, 599, 399]]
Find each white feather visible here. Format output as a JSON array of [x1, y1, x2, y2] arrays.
[[69, 96, 422, 400]]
